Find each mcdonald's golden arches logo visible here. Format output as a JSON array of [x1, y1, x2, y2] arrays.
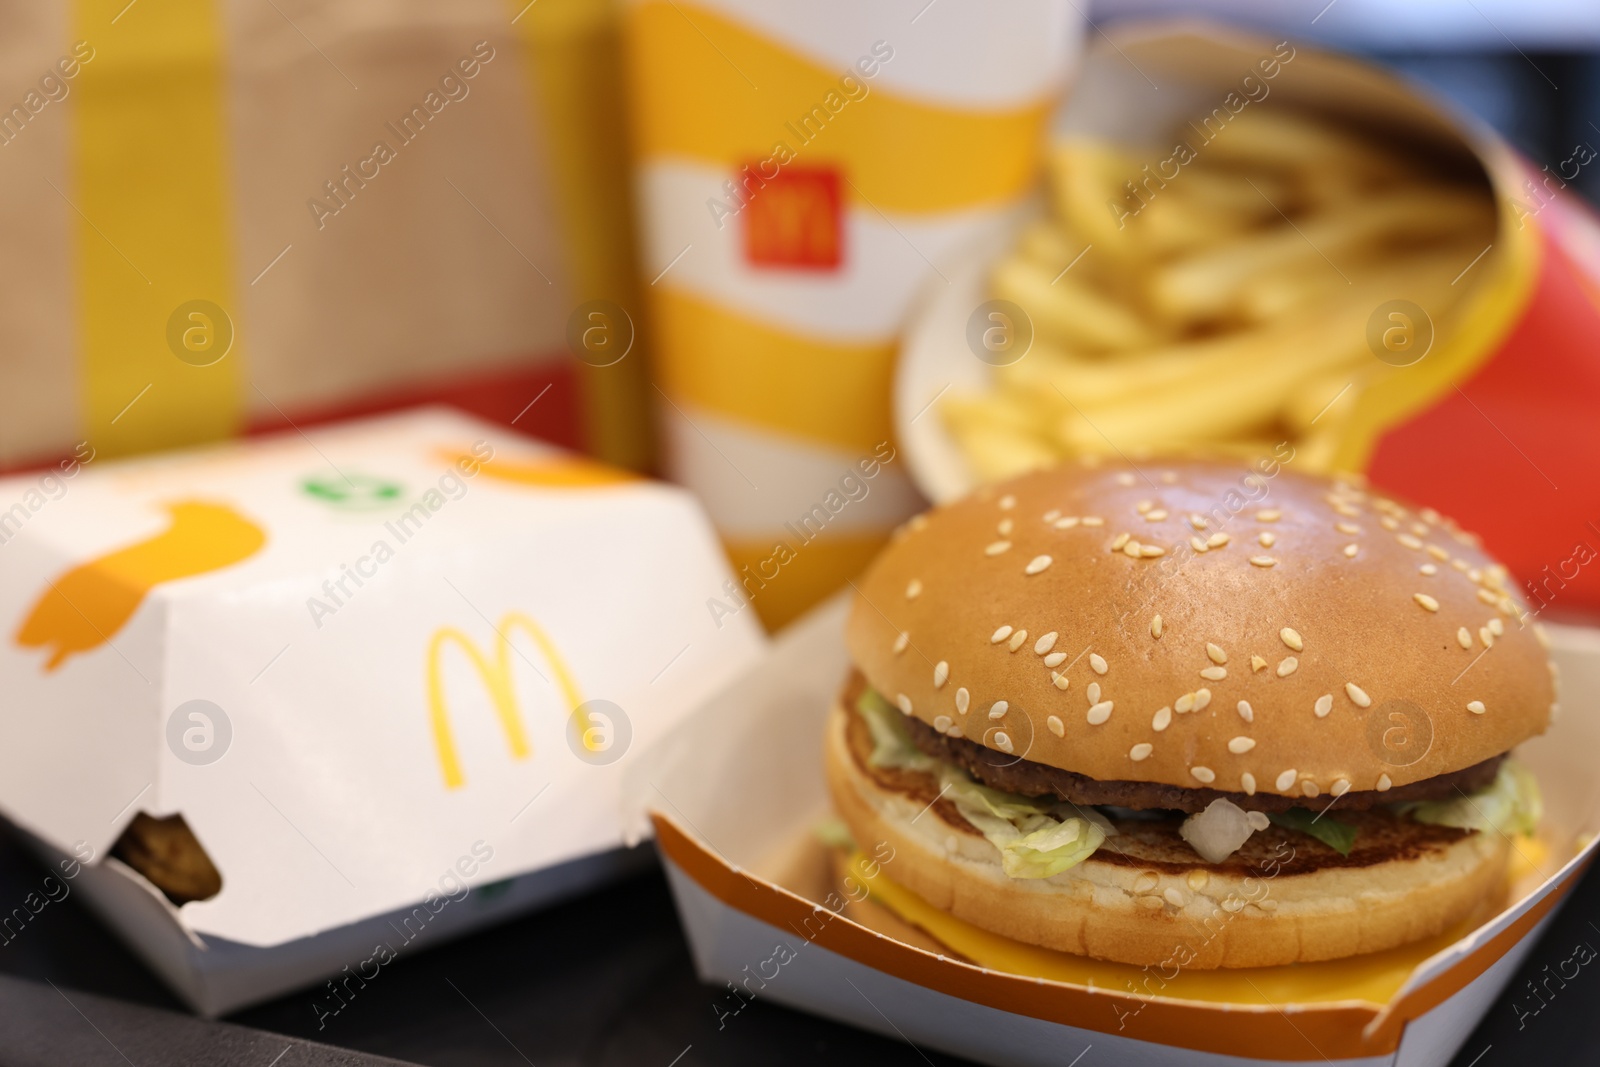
[[426, 611, 585, 789]]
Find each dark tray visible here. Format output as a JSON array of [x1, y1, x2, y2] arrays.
[[0, 821, 1594, 1066]]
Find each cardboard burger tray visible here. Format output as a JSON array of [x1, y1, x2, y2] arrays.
[[629, 594, 1600, 1067]]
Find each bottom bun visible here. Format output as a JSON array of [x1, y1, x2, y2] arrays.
[[825, 697, 1509, 969]]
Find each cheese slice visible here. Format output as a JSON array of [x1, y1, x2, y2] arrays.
[[845, 852, 1497, 1007]]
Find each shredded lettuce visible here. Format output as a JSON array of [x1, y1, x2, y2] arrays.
[[1401, 760, 1542, 836], [1269, 808, 1358, 856], [855, 689, 1107, 878]]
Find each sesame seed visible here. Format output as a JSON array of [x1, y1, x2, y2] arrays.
[[1193, 688, 1212, 710], [1136, 499, 1153, 514], [897, 694, 913, 714], [985, 540, 1012, 556], [1467, 700, 1486, 715], [1206, 642, 1228, 664], [1241, 772, 1257, 795], [1336, 522, 1360, 535], [1208, 532, 1231, 548], [1090, 653, 1108, 675], [1276, 769, 1297, 792], [1377, 773, 1392, 792], [1054, 517, 1079, 529], [955, 688, 970, 714], [1301, 779, 1320, 798], [1087, 682, 1101, 704], [1190, 766, 1216, 784], [988, 701, 1008, 720], [1251, 655, 1267, 672], [1025, 554, 1053, 575], [893, 631, 910, 654], [1141, 544, 1166, 558], [1138, 896, 1164, 911], [1146, 509, 1168, 522], [934, 715, 953, 733], [1426, 544, 1449, 560], [1345, 682, 1372, 708], [1152, 707, 1172, 731], [1331, 779, 1351, 797], [1115, 472, 1136, 487], [1257, 899, 1281, 911], [994, 732, 1013, 753], [1130, 743, 1153, 761], [1111, 532, 1130, 551], [1043, 651, 1067, 667], [1420, 563, 1438, 576], [1280, 627, 1303, 651], [1164, 886, 1187, 907], [933, 661, 949, 688], [1398, 534, 1423, 550], [1421, 507, 1440, 523], [1151, 615, 1163, 639], [1277, 657, 1299, 677], [1081, 516, 1105, 526], [1314, 694, 1333, 717], [1457, 627, 1472, 649], [1477, 588, 1498, 606], [1190, 535, 1209, 553], [1047, 715, 1065, 737], [1259, 531, 1277, 548], [1468, 568, 1484, 583], [1414, 593, 1440, 612], [1201, 666, 1227, 681], [1122, 540, 1143, 558], [1087, 701, 1113, 725], [1043, 509, 1061, 523], [906, 579, 922, 599], [991, 625, 1013, 643], [1237, 700, 1254, 722], [1190, 514, 1209, 530], [1489, 617, 1505, 636], [998, 519, 1014, 536], [1251, 555, 1278, 568], [1175, 692, 1195, 714], [1343, 544, 1359, 558], [1452, 558, 1470, 571], [1228, 737, 1256, 754], [999, 495, 1015, 510], [1257, 509, 1281, 522], [1479, 626, 1494, 648], [1410, 522, 1428, 536], [1008, 629, 1029, 651], [1052, 672, 1070, 690], [1380, 516, 1400, 531], [1034, 632, 1058, 655]]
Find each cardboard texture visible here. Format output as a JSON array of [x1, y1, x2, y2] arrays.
[[0, 0, 649, 468], [637, 595, 1600, 1066], [0, 408, 765, 1013]]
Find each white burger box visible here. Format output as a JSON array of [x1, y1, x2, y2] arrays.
[[0, 408, 766, 1016], [631, 594, 1600, 1067]]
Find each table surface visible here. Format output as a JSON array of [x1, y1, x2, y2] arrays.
[[0, 821, 1595, 1067]]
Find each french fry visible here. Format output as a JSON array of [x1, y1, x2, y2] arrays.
[[990, 257, 1164, 351]]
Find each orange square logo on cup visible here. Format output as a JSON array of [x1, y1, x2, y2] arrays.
[[744, 166, 843, 270]]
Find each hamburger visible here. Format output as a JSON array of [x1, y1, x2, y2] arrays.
[[827, 459, 1551, 968]]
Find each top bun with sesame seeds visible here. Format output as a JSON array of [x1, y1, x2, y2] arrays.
[[846, 457, 1554, 800]]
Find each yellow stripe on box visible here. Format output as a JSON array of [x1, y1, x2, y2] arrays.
[[69, 0, 243, 457], [625, 1, 1053, 215], [653, 289, 895, 455]]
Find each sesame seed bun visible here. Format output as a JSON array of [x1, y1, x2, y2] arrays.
[[846, 459, 1554, 798], [826, 696, 1510, 968]]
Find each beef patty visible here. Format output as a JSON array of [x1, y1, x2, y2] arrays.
[[845, 671, 1503, 813]]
